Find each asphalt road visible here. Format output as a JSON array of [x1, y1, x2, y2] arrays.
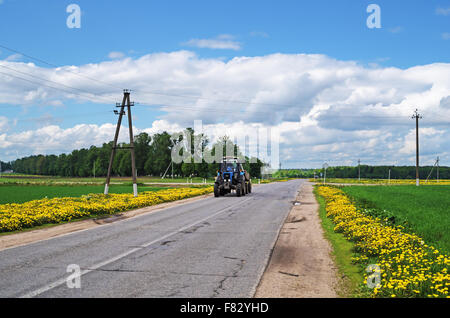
[[0, 179, 305, 298]]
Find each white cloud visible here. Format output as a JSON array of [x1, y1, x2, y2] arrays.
[[442, 32, 450, 40], [183, 34, 241, 50], [4, 53, 22, 61], [0, 116, 8, 132], [250, 31, 269, 38], [1, 52, 450, 166], [436, 7, 450, 16], [108, 51, 126, 59], [388, 26, 403, 33]]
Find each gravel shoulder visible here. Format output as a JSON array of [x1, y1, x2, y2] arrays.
[[254, 182, 339, 298]]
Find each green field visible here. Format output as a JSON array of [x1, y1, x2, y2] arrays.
[[0, 185, 170, 204], [0, 175, 216, 185], [341, 185, 450, 254]]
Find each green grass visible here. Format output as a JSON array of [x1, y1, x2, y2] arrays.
[[0, 185, 169, 204], [341, 185, 450, 254], [0, 176, 218, 186], [314, 187, 367, 297]]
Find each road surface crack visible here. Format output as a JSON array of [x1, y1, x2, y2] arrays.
[[212, 258, 246, 297]]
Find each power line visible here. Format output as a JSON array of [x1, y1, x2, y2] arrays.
[[1, 43, 301, 109], [13, 110, 114, 123], [0, 63, 114, 104], [0, 43, 122, 91], [0, 70, 116, 104], [133, 89, 300, 109]]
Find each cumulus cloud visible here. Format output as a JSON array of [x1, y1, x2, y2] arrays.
[[4, 53, 22, 62], [250, 31, 269, 38], [436, 6, 450, 16], [1, 51, 450, 166], [183, 34, 241, 50], [108, 51, 126, 59], [0, 116, 8, 132], [388, 26, 403, 33]]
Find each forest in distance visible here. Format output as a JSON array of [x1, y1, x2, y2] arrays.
[[1, 127, 448, 180], [6, 129, 265, 178]]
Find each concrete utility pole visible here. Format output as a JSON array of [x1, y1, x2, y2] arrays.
[[412, 109, 422, 187], [323, 163, 329, 184], [437, 156, 440, 183], [426, 156, 440, 184], [105, 90, 138, 196], [388, 168, 391, 184], [358, 159, 361, 182], [0, 160, 2, 178]]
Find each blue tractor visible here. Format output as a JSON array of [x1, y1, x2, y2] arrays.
[[214, 157, 252, 197]]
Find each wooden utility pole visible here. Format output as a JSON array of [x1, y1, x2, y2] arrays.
[[412, 109, 422, 187], [104, 90, 138, 196]]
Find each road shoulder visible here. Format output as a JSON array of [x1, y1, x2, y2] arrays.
[[254, 182, 339, 298]]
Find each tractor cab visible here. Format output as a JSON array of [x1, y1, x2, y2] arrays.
[[214, 157, 251, 197], [218, 158, 242, 181]]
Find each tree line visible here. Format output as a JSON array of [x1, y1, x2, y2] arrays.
[[0, 161, 12, 172], [274, 165, 450, 179], [9, 129, 265, 178]]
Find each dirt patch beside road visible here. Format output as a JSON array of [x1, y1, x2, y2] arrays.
[[254, 182, 339, 298]]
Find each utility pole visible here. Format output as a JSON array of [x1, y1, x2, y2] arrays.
[[388, 168, 391, 184], [104, 89, 138, 196], [426, 156, 440, 183], [323, 163, 328, 184], [437, 156, 440, 183], [358, 159, 361, 182], [0, 160, 2, 178], [412, 109, 422, 187], [93, 161, 96, 178]]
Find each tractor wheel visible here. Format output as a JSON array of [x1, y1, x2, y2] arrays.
[[242, 181, 246, 196], [214, 183, 220, 197], [247, 181, 252, 193], [236, 183, 242, 197]]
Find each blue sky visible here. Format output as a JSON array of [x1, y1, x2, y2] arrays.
[[0, 0, 448, 67], [0, 0, 449, 167]]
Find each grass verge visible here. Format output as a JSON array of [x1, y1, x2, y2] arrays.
[[314, 186, 367, 297], [341, 185, 450, 254], [0, 185, 170, 204]]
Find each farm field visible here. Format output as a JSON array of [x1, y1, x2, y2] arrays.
[[0, 185, 173, 204], [0, 175, 216, 185], [341, 185, 450, 254], [316, 186, 449, 298], [312, 178, 450, 185], [0, 186, 214, 233]]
